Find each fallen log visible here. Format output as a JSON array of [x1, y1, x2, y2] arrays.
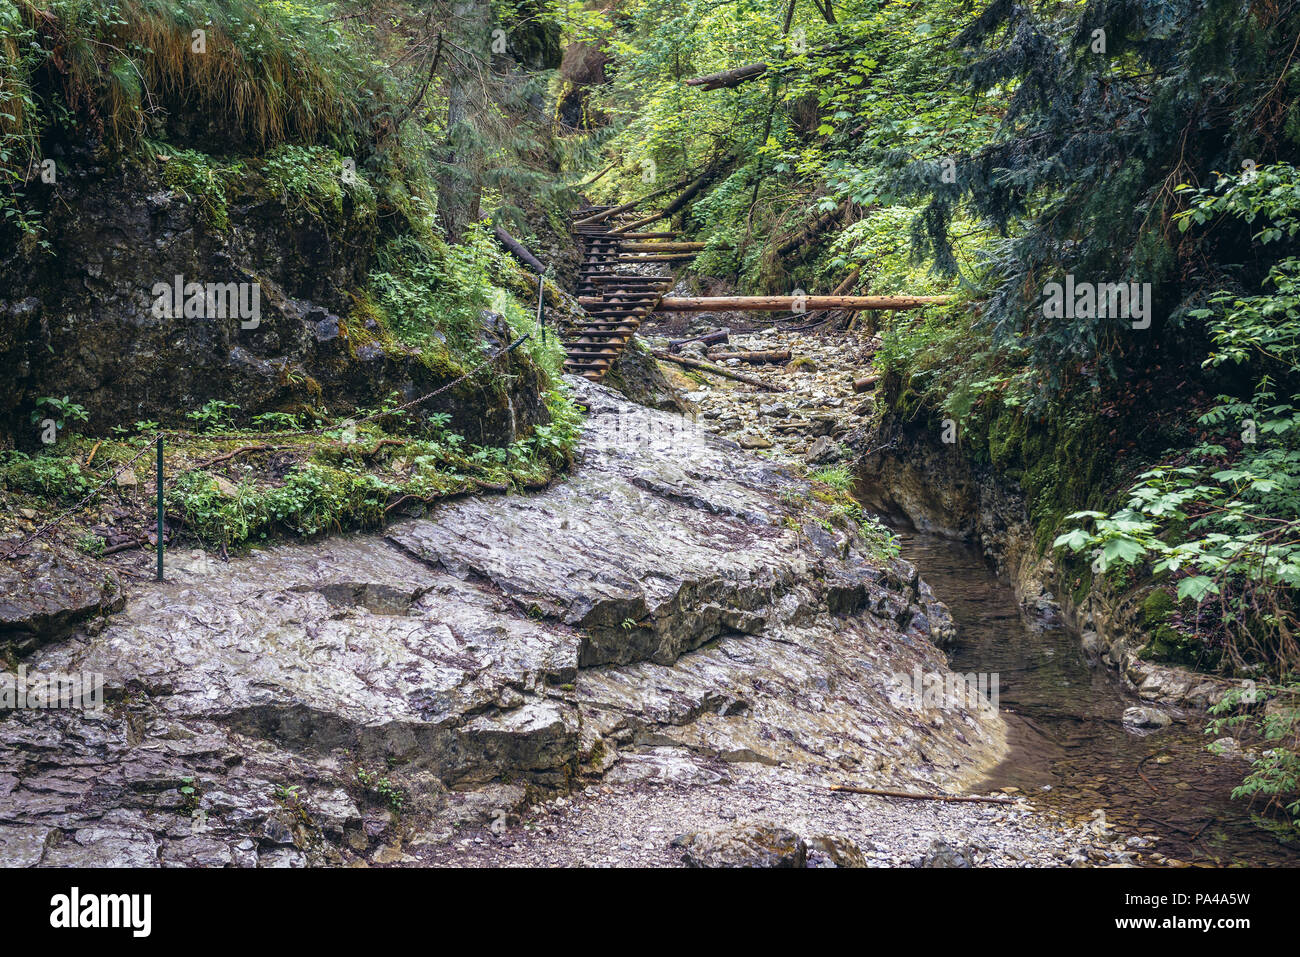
[[618, 253, 697, 262], [668, 330, 729, 352], [571, 174, 695, 226], [194, 444, 279, 471], [102, 538, 148, 556], [705, 349, 791, 364], [619, 242, 709, 252], [853, 374, 881, 393], [618, 232, 681, 240], [776, 202, 847, 258], [684, 61, 769, 90], [576, 160, 616, 188], [790, 268, 862, 330], [492, 225, 544, 274], [610, 158, 732, 234], [652, 350, 785, 391], [682, 43, 853, 90], [829, 785, 1017, 805], [656, 295, 950, 312], [578, 295, 661, 306], [830, 268, 861, 296]]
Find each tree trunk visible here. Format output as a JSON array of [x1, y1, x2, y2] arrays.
[[684, 62, 769, 90], [610, 158, 731, 233], [705, 349, 791, 364], [775, 201, 847, 258], [652, 351, 785, 391], [619, 242, 709, 252], [493, 225, 545, 273], [571, 173, 695, 226], [656, 295, 949, 312], [668, 330, 729, 352]]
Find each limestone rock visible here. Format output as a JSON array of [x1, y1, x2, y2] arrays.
[[803, 435, 842, 465], [806, 834, 871, 868], [681, 823, 807, 868], [1, 379, 1005, 866], [1122, 706, 1172, 731]]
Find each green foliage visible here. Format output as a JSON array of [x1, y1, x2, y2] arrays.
[[31, 396, 89, 431], [155, 146, 245, 230], [0, 0, 431, 242], [527, 386, 583, 467], [491, 285, 566, 383], [577, 0, 993, 290], [808, 465, 851, 490], [804, 469, 900, 560], [4, 0, 374, 149], [74, 532, 106, 556], [250, 411, 302, 432], [1, 451, 94, 500], [161, 385, 582, 551], [902, 0, 1300, 394], [1056, 167, 1300, 673], [1209, 683, 1300, 822], [168, 462, 395, 547], [186, 399, 241, 432], [261, 144, 376, 222], [368, 231, 495, 367], [0, 1, 48, 248], [355, 767, 406, 815]]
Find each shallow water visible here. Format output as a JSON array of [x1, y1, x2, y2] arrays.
[[893, 525, 1300, 867]]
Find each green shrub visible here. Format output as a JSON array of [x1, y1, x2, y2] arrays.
[[261, 144, 376, 222], [1, 452, 94, 500], [155, 147, 245, 230]]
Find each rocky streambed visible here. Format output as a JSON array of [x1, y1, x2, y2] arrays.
[[0, 376, 1100, 867], [638, 317, 1300, 865]]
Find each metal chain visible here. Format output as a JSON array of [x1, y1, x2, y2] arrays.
[[2, 438, 158, 559], [2, 333, 532, 560]]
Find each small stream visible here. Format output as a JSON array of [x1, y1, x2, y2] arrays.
[[891, 524, 1300, 867]]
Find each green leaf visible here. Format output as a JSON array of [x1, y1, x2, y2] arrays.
[[1176, 576, 1220, 602], [1101, 537, 1145, 566], [1052, 529, 1090, 551]]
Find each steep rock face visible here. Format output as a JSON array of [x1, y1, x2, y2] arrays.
[[0, 380, 1003, 866], [852, 413, 1052, 610], [0, 155, 545, 448]]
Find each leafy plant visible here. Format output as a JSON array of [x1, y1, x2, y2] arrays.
[[186, 399, 241, 433], [1056, 166, 1300, 672], [30, 396, 89, 431], [1, 451, 94, 500]]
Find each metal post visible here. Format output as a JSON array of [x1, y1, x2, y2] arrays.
[[156, 435, 164, 582], [536, 270, 546, 344]]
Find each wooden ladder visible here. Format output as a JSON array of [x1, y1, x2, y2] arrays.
[[562, 207, 690, 380]]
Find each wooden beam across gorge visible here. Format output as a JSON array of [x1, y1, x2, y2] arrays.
[[654, 295, 950, 312]]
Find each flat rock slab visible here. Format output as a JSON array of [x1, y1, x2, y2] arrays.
[[0, 379, 1004, 866], [0, 542, 123, 654]]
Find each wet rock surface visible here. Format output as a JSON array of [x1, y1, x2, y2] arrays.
[[0, 543, 124, 655], [0, 377, 1096, 867]]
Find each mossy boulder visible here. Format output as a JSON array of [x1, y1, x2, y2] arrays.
[[1136, 586, 1216, 668]]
